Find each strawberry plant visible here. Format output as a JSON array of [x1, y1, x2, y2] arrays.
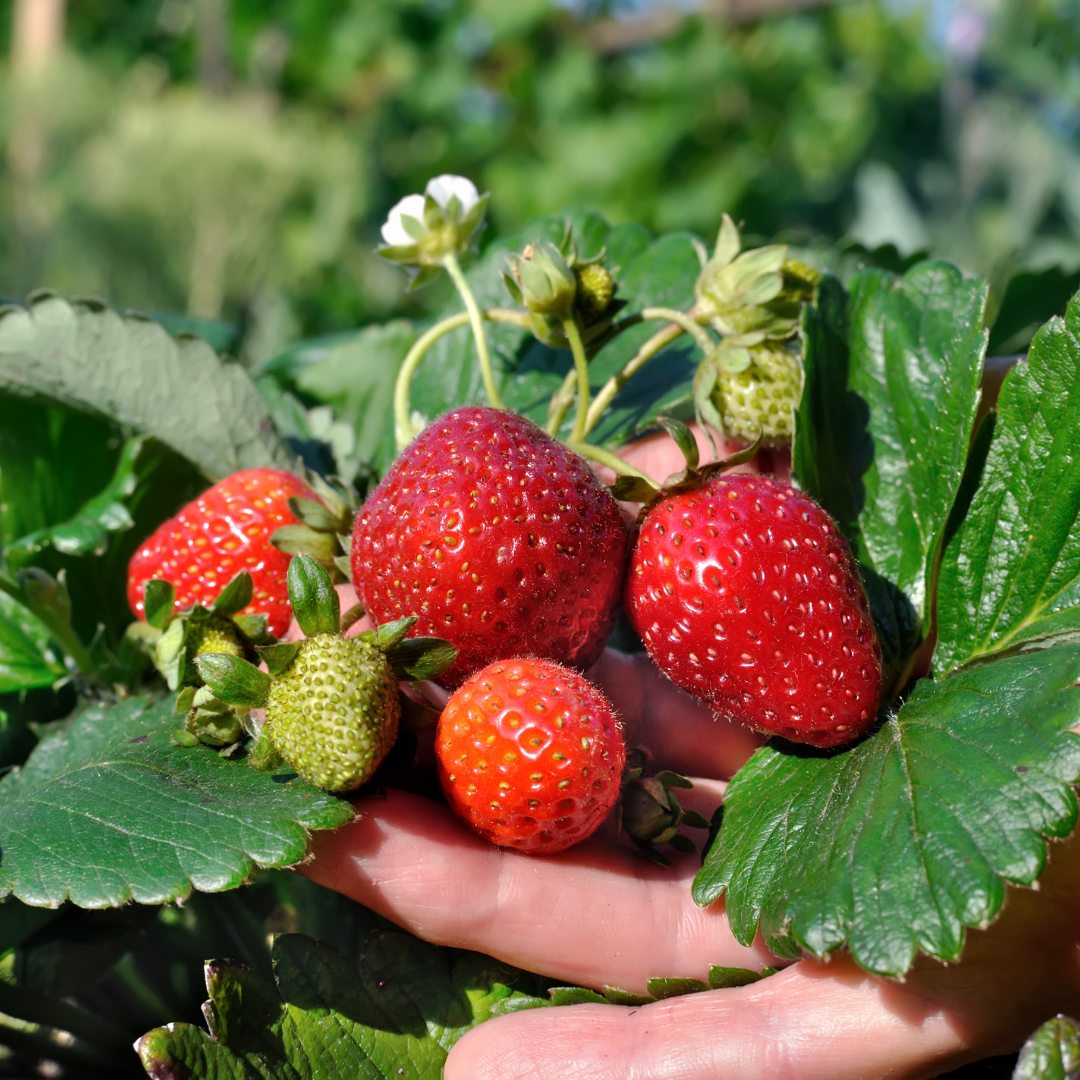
[[0, 178, 1077, 1079]]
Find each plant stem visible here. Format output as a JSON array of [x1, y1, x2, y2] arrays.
[[563, 318, 591, 442], [393, 312, 470, 449], [564, 440, 654, 483], [441, 251, 503, 411], [582, 322, 684, 438], [0, 981, 132, 1054], [640, 306, 715, 354], [545, 369, 577, 436]]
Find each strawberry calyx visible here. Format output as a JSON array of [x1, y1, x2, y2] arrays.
[[609, 415, 761, 514], [270, 471, 356, 582], [129, 570, 276, 693], [617, 767, 711, 866]]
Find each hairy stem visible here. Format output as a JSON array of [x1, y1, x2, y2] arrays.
[[441, 252, 503, 411], [563, 318, 592, 442], [393, 312, 471, 449], [545, 368, 578, 436], [640, 306, 715, 354]]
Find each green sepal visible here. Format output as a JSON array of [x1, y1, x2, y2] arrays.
[[257, 641, 302, 677], [183, 686, 246, 748], [125, 619, 161, 654], [359, 616, 417, 652], [232, 613, 272, 643], [171, 730, 200, 748], [176, 685, 197, 713], [194, 653, 271, 708], [655, 770, 693, 789], [156, 618, 189, 691], [707, 966, 764, 990], [210, 571, 253, 617], [246, 734, 286, 772], [333, 553, 353, 581], [656, 417, 699, 472], [340, 602, 365, 635], [272, 524, 340, 565], [601, 986, 654, 1006], [400, 694, 442, 734], [386, 637, 458, 682], [287, 497, 341, 532], [610, 474, 662, 503], [143, 579, 176, 629], [286, 554, 340, 638], [646, 977, 709, 1000]]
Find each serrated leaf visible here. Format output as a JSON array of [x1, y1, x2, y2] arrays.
[[645, 977, 709, 999], [0, 697, 352, 907], [548, 987, 608, 1006], [136, 932, 546, 1080], [0, 294, 295, 481], [694, 646, 1080, 976], [794, 264, 987, 674], [1014, 1015, 1080, 1080], [707, 965, 764, 989], [5, 435, 143, 566], [601, 986, 653, 1006], [936, 293, 1080, 673], [0, 591, 64, 693]]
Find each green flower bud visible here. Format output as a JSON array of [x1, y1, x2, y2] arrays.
[[503, 240, 578, 322]]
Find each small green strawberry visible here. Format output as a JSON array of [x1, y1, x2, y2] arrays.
[[195, 554, 456, 792]]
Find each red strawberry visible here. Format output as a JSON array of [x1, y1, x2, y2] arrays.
[[351, 407, 628, 687], [436, 658, 626, 854], [127, 469, 315, 638], [625, 474, 882, 748]]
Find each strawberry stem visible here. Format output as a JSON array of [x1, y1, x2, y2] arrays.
[[564, 317, 592, 442], [441, 251, 504, 412]]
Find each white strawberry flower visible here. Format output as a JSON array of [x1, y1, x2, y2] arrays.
[[377, 174, 488, 288]]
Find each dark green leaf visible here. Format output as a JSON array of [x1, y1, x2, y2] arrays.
[[195, 655, 271, 708], [0, 592, 64, 693], [601, 986, 653, 1006], [707, 966, 765, 989], [5, 436, 143, 567], [794, 264, 987, 674], [136, 932, 546, 1080], [1013, 1014, 1080, 1080], [286, 554, 340, 638], [142, 579, 176, 630], [693, 646, 1080, 976], [936, 292, 1080, 673], [0, 697, 352, 907], [211, 572, 254, 618], [0, 294, 295, 481], [548, 987, 608, 1006]]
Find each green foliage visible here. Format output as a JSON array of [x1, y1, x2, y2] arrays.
[[0, 294, 295, 481], [0, 594, 64, 694], [936, 293, 1080, 673], [1014, 1015, 1080, 1080], [136, 932, 546, 1080], [0, 697, 353, 907], [694, 646, 1080, 976]]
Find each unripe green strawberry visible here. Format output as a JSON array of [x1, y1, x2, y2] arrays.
[[712, 341, 802, 446], [187, 617, 245, 660], [265, 633, 400, 793]]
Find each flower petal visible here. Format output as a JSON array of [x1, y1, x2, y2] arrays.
[[425, 174, 480, 214], [381, 193, 426, 245]]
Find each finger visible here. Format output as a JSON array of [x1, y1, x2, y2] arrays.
[[300, 788, 772, 990], [444, 958, 968, 1080], [588, 649, 761, 780], [618, 424, 751, 484]]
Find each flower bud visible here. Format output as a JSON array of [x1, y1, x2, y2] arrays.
[[503, 240, 578, 321]]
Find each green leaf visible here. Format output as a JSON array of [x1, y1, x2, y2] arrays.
[[0, 697, 352, 907], [5, 435, 143, 567], [936, 293, 1080, 673], [693, 646, 1080, 977], [0, 294, 295, 481], [286, 554, 340, 638], [548, 987, 608, 1006], [136, 932, 546, 1080], [194, 655, 272, 708], [0, 592, 64, 693], [1014, 1015, 1080, 1080], [794, 264, 987, 673], [707, 966, 765, 989], [645, 977, 709, 999]]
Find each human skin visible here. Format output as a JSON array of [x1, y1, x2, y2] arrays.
[[299, 418, 1080, 1079]]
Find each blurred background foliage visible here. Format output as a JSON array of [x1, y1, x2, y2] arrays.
[[2, 0, 1080, 362]]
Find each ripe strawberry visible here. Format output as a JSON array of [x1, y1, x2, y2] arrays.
[[626, 474, 882, 748], [128, 469, 316, 637], [351, 407, 628, 687], [436, 658, 625, 855]]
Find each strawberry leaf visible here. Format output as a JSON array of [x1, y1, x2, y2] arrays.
[[794, 264, 987, 674], [693, 645, 1080, 977], [0, 293, 296, 482], [0, 592, 65, 693], [135, 931, 545, 1080], [936, 291, 1080, 674], [1014, 1015, 1080, 1080], [0, 696, 352, 907]]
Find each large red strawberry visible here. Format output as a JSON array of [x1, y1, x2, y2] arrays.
[[351, 407, 628, 686], [127, 469, 315, 637], [625, 473, 882, 748], [436, 657, 626, 854]]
